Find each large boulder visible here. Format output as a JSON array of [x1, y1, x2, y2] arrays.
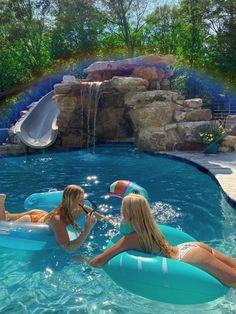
[[185, 109, 212, 121], [125, 90, 180, 108], [84, 55, 175, 83], [136, 124, 180, 151], [130, 66, 171, 90], [183, 98, 203, 109], [219, 135, 236, 151], [225, 115, 236, 135], [128, 101, 174, 131], [131, 66, 164, 81], [101, 76, 148, 93], [136, 127, 167, 151], [84, 54, 176, 75]]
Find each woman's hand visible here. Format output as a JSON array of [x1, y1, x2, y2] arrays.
[[84, 212, 97, 231]]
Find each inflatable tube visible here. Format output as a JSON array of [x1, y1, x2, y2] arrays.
[[25, 190, 69, 211], [108, 180, 148, 199], [0, 191, 94, 251], [103, 223, 229, 305], [0, 221, 59, 251]]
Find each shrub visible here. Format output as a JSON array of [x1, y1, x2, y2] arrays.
[[200, 123, 226, 146]]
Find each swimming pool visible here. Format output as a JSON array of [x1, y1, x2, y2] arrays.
[[0, 144, 236, 313]]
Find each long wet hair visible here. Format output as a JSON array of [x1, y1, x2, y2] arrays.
[[43, 185, 84, 232], [121, 193, 174, 257]]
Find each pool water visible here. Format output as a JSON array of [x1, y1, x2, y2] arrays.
[[0, 144, 236, 313]]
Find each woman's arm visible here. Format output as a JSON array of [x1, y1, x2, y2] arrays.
[[51, 214, 96, 252], [84, 205, 113, 224], [90, 233, 140, 267]]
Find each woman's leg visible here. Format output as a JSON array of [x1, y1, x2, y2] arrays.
[[6, 209, 46, 221], [0, 198, 46, 223], [7, 211, 32, 221], [183, 246, 236, 288], [195, 242, 236, 269], [0, 194, 34, 221], [0, 194, 6, 220], [15, 215, 32, 222]]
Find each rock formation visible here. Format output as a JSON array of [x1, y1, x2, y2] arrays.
[[84, 54, 174, 90], [53, 55, 236, 152]]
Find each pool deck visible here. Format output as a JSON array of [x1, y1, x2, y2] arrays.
[[163, 151, 236, 205]]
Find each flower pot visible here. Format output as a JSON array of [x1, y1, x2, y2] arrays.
[[204, 143, 219, 154]]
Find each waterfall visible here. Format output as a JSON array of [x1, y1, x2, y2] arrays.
[[80, 83, 84, 146], [77, 81, 102, 151], [87, 83, 93, 149], [83, 82, 101, 152], [93, 82, 102, 153]]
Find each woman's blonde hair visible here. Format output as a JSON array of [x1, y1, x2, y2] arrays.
[[121, 193, 174, 257], [43, 184, 84, 232]]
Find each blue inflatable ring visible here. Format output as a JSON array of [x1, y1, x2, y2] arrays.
[[103, 223, 229, 304]]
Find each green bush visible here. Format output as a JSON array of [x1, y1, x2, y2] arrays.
[[200, 124, 226, 146]]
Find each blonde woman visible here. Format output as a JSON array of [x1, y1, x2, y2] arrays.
[[80, 193, 236, 288], [0, 185, 109, 252]]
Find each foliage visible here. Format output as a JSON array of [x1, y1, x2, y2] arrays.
[[200, 123, 226, 146], [0, 0, 236, 99], [50, 0, 104, 59], [98, 0, 150, 57]]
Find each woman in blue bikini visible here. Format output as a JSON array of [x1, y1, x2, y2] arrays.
[[79, 193, 236, 288]]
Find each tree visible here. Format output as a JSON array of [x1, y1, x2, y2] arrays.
[[0, 0, 52, 91], [204, 0, 236, 82], [98, 0, 150, 57], [177, 0, 209, 68], [144, 4, 180, 55], [50, 0, 105, 59]]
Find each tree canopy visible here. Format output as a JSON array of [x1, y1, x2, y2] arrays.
[[0, 0, 235, 93]]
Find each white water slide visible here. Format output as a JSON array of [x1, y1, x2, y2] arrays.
[[14, 91, 60, 149]]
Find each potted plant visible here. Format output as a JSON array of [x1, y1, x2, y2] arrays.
[[200, 123, 226, 154]]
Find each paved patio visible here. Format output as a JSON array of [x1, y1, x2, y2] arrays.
[[163, 151, 236, 205]]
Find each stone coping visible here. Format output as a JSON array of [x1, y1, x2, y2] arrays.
[[161, 151, 236, 208]]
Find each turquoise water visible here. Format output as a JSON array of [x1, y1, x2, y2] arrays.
[[0, 144, 236, 313]]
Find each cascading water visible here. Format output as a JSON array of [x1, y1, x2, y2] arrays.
[[78, 81, 102, 151], [87, 83, 93, 149], [93, 82, 102, 153], [80, 83, 85, 146]]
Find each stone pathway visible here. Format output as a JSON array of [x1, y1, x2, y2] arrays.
[[163, 151, 236, 205]]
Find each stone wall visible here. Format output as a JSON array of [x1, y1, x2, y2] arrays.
[[52, 54, 236, 153], [53, 76, 214, 152]]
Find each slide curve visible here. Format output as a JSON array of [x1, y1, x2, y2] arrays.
[[14, 91, 60, 149]]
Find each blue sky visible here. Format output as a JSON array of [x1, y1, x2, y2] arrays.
[[148, 0, 179, 12]]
